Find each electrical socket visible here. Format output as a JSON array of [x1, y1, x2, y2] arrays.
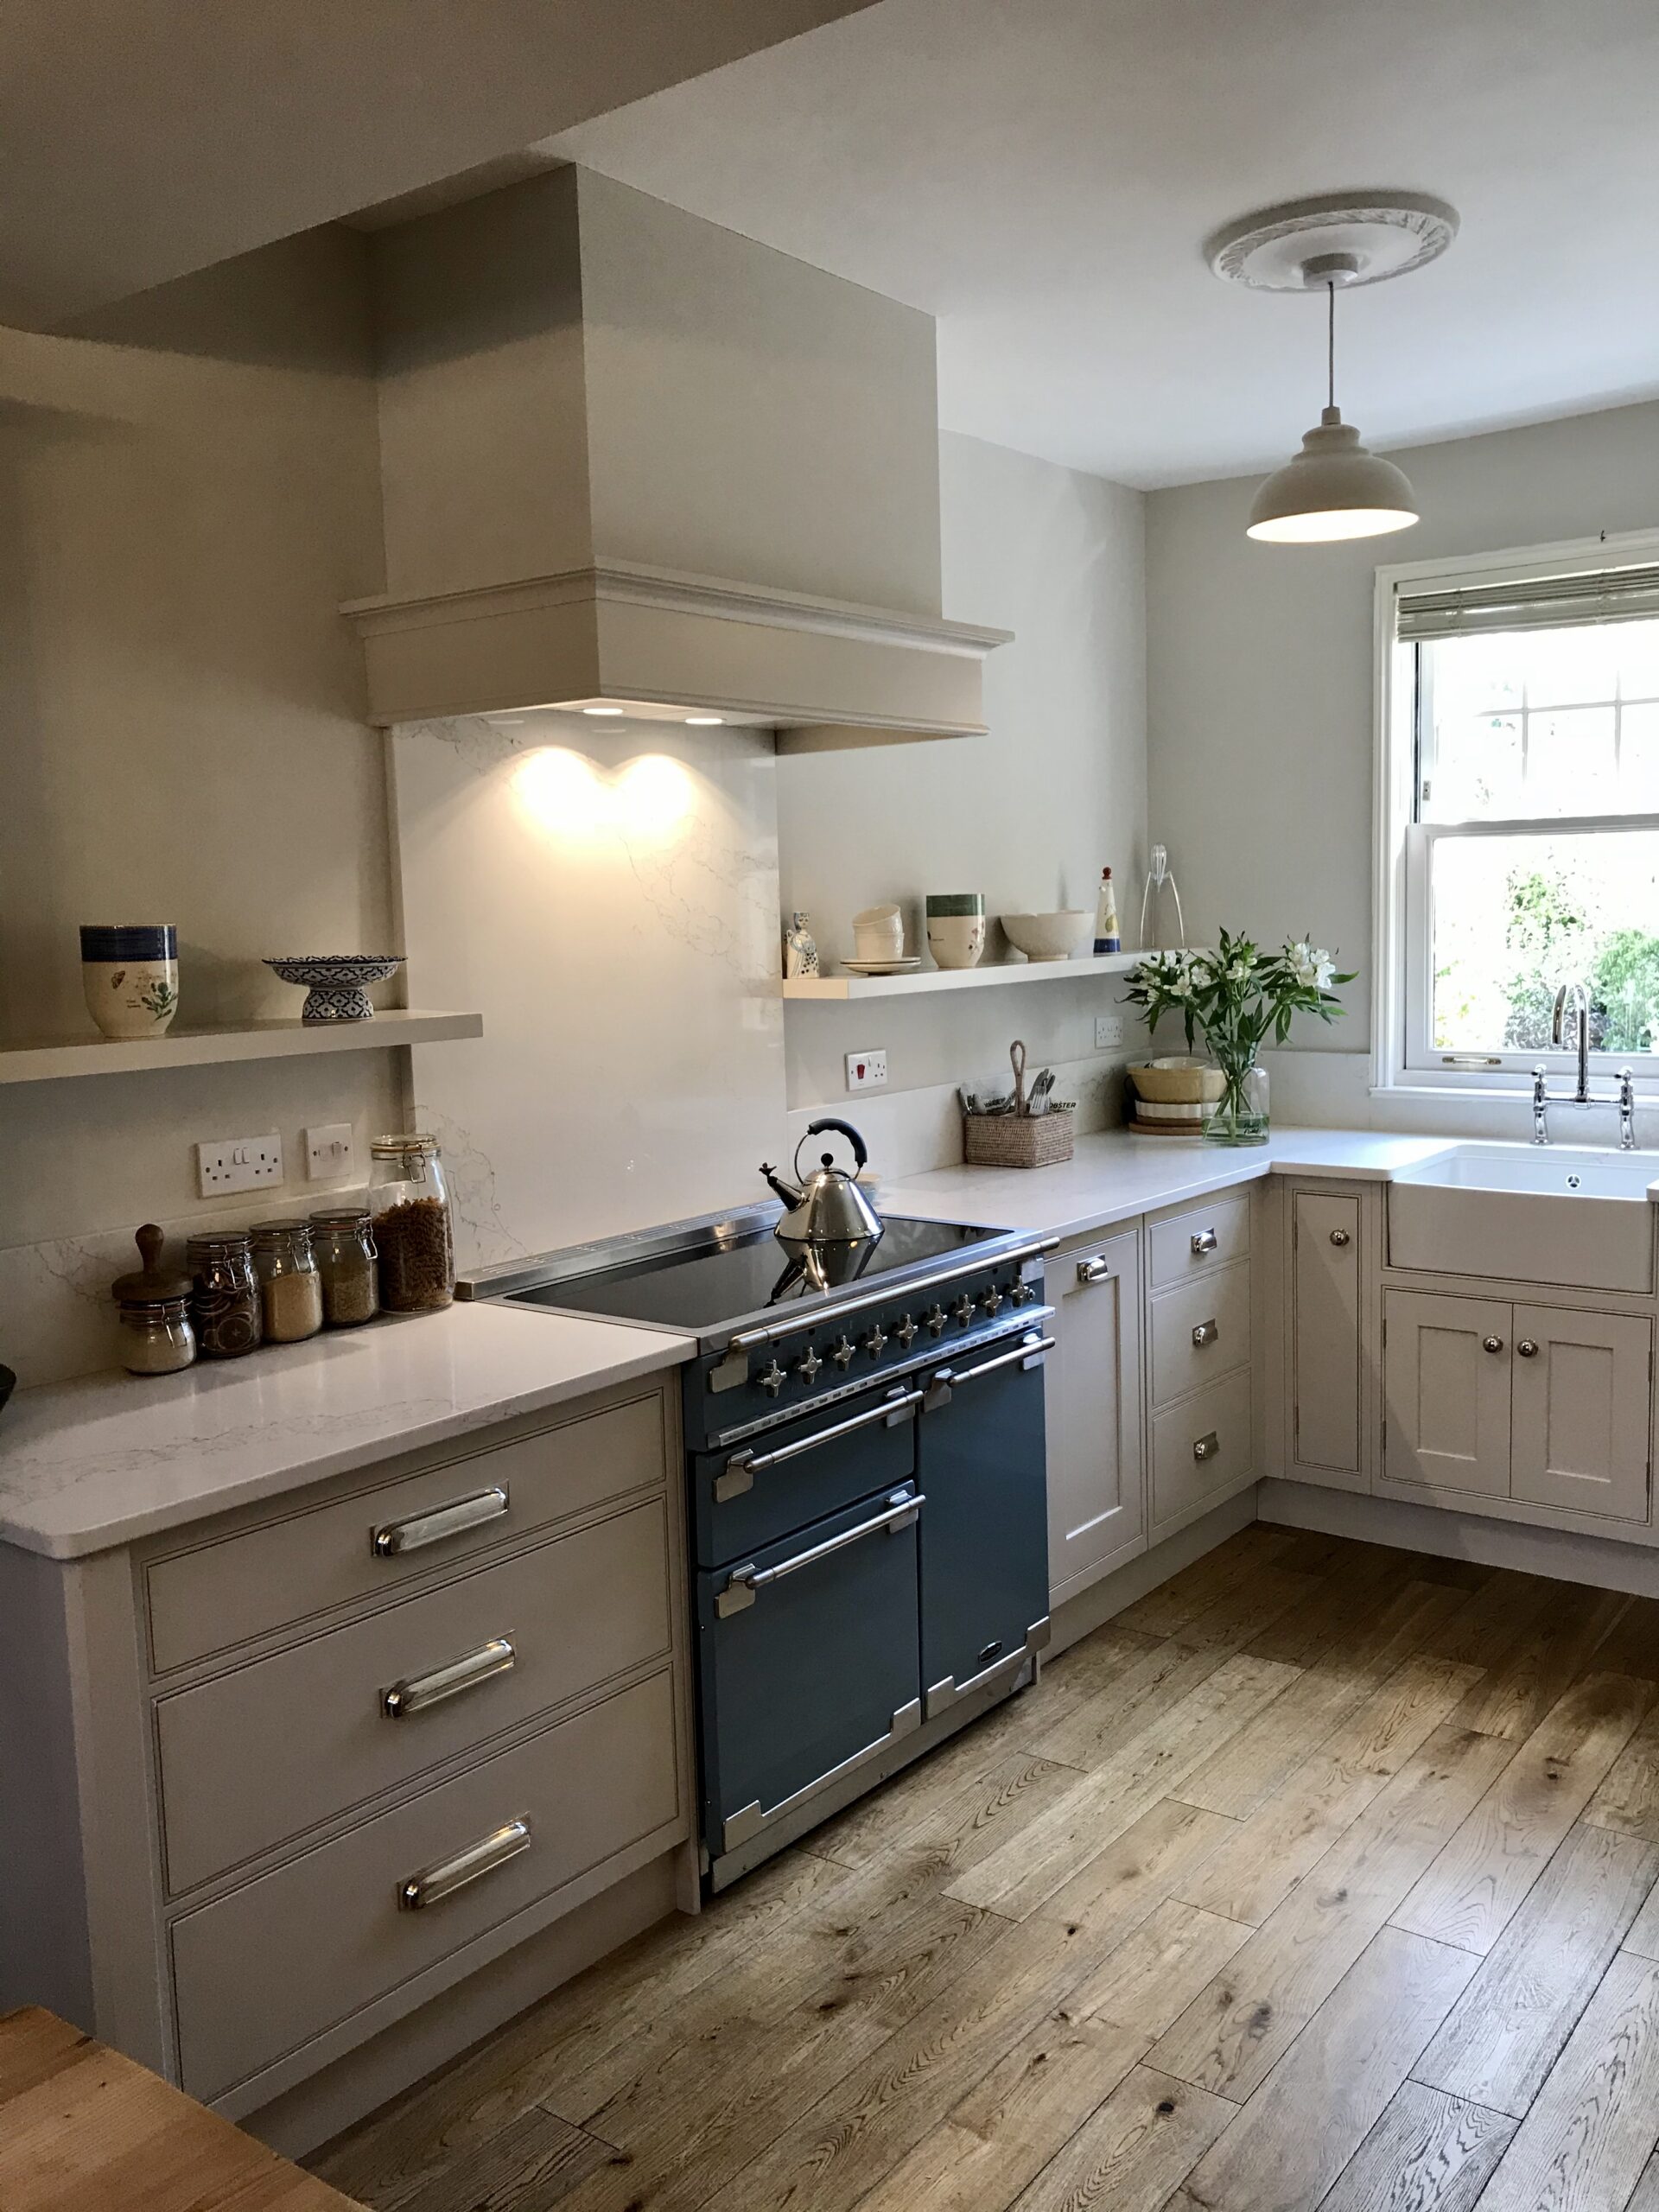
[[304, 1122, 355, 1181], [846, 1048, 887, 1092], [196, 1132, 284, 1198], [1095, 1014, 1124, 1050]]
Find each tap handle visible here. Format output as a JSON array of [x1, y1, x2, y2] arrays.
[[1620, 1068, 1636, 1103], [1532, 1065, 1548, 1103]]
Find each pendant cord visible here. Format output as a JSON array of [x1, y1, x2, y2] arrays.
[[1326, 278, 1337, 413]]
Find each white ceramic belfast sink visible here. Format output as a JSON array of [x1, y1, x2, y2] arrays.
[[1389, 1144, 1659, 1294]]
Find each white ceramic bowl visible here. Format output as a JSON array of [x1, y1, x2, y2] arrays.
[[1000, 911, 1095, 963]]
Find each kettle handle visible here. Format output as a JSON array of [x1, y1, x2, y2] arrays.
[[804, 1116, 868, 1172]]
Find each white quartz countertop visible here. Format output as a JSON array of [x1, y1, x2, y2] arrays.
[[0, 1301, 693, 1560], [879, 1127, 1460, 1243]]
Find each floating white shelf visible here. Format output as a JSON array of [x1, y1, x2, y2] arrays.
[[782, 951, 1141, 1002], [0, 1009, 483, 1085]]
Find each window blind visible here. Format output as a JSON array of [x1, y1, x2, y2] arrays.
[[1396, 562, 1659, 641]]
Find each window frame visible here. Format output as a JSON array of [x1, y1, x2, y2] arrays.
[[1373, 527, 1659, 1096]]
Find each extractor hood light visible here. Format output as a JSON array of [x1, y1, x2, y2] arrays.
[[684, 715, 724, 726], [582, 705, 624, 716]]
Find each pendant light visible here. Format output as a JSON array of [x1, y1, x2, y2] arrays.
[[1206, 193, 1459, 546]]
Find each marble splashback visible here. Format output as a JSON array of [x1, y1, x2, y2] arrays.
[[393, 711, 789, 1274]]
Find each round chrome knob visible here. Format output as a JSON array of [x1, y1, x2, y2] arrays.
[[795, 1347, 823, 1383], [1517, 1338, 1539, 1358], [951, 1294, 976, 1325], [757, 1358, 787, 1397], [862, 1325, 888, 1359], [981, 1287, 1004, 1317], [925, 1305, 947, 1338], [1482, 1335, 1505, 1356], [1329, 1229, 1351, 1248], [830, 1334, 856, 1370], [894, 1313, 919, 1347]]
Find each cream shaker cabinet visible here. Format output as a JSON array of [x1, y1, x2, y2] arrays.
[[1044, 1228, 1144, 1605], [1287, 1185, 1369, 1490]]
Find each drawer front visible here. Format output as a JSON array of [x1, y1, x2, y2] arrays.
[[156, 1498, 671, 1896], [171, 1667, 682, 2105], [147, 1389, 667, 1674], [1148, 1194, 1251, 1293], [1150, 1259, 1251, 1408], [691, 1389, 918, 1568], [1151, 1370, 1253, 1529]]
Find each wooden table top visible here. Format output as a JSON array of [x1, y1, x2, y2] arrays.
[[0, 2009, 361, 2211]]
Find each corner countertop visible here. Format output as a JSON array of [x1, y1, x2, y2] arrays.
[[878, 1126, 1459, 1243], [0, 1301, 693, 1561]]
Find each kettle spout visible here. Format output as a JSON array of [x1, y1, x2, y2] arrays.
[[760, 1162, 802, 1209]]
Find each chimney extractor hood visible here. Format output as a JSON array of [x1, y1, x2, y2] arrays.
[[345, 167, 1009, 747]]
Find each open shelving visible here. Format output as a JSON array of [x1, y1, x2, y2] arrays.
[[0, 1008, 483, 1085], [781, 950, 1141, 1002]]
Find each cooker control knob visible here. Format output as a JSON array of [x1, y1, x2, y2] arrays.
[[925, 1305, 947, 1338], [795, 1347, 823, 1383], [894, 1313, 919, 1348], [862, 1324, 888, 1359], [1010, 1281, 1037, 1306], [830, 1334, 857, 1370], [980, 1287, 1004, 1317], [951, 1294, 976, 1325], [757, 1358, 787, 1398]]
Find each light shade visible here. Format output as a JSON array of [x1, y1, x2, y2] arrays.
[[1247, 406, 1418, 543]]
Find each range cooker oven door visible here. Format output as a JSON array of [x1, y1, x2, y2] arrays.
[[918, 1325, 1053, 1719], [696, 1483, 924, 1864]]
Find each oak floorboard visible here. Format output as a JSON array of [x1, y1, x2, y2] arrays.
[[1165, 1566, 1323, 1654], [1582, 1593, 1659, 1684], [1241, 1546, 1435, 1669], [1628, 2154, 1659, 2210], [1444, 1585, 1631, 1741], [1414, 1821, 1659, 2116], [1030, 1797, 1237, 1942], [1018, 1638, 1231, 1774], [1472, 1949, 1659, 2212], [1109, 1528, 1301, 1638], [1065, 1897, 1253, 2041], [1148, 1724, 1512, 2101], [391, 2107, 616, 2212], [1173, 1928, 1476, 2211], [1005, 2065, 1232, 2212], [1316, 2079, 1515, 2212], [1392, 1672, 1654, 1954], [1417, 1569, 1560, 1669], [1584, 1705, 1659, 1842]]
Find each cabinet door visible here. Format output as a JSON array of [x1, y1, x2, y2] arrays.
[[1511, 1306, 1652, 1522], [1292, 1190, 1363, 1481], [1382, 1289, 1511, 1497], [1045, 1229, 1143, 1604]]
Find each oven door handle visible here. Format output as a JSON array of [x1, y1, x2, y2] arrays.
[[925, 1330, 1055, 1408], [715, 1490, 922, 1615], [716, 1389, 922, 1502]]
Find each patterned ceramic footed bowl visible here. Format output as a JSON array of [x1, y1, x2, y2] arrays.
[[264, 956, 404, 1023]]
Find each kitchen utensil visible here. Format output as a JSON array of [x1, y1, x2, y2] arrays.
[[760, 1117, 882, 1243], [925, 893, 987, 971], [264, 955, 404, 1022], [80, 925, 179, 1038], [999, 912, 1094, 963], [1140, 845, 1187, 950], [1009, 1039, 1028, 1114]]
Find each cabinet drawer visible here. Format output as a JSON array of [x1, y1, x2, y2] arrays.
[[171, 1667, 682, 2105], [146, 1389, 668, 1674], [1150, 1260, 1251, 1408], [1148, 1194, 1251, 1292], [1151, 1370, 1253, 1528], [156, 1498, 672, 1895]]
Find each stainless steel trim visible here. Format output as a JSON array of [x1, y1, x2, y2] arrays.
[[458, 1203, 783, 1301], [723, 1237, 1058, 1357], [1026, 1616, 1052, 1653], [1192, 1431, 1220, 1463], [1191, 1228, 1220, 1255], [926, 1331, 1055, 1406], [925, 1645, 1027, 1719], [715, 1389, 921, 1501], [715, 1489, 922, 1614], [1076, 1256, 1113, 1286], [372, 1485, 509, 1559], [397, 1815, 531, 1910], [1191, 1318, 1220, 1348], [720, 1696, 923, 1850], [382, 1637, 517, 1719]]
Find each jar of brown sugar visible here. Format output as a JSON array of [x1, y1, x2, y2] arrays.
[[369, 1134, 454, 1312], [310, 1205, 380, 1328], [251, 1221, 325, 1344]]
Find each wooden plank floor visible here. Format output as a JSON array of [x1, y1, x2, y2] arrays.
[[311, 1529, 1659, 2212]]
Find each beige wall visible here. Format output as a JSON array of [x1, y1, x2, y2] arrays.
[[0, 230, 400, 1381]]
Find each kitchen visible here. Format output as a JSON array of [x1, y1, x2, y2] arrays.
[[5, 5, 1659, 2209]]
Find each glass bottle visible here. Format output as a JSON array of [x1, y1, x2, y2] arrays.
[[250, 1222, 325, 1343], [187, 1230, 264, 1358], [369, 1135, 454, 1312], [310, 1205, 380, 1328]]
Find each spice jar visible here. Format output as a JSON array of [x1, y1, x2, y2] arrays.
[[370, 1134, 454, 1312], [111, 1224, 197, 1376], [187, 1230, 263, 1359], [310, 1205, 379, 1328], [251, 1222, 325, 1344]]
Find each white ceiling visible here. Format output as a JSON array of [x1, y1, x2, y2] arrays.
[[549, 0, 1659, 487]]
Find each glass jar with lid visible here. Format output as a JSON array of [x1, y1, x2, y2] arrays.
[[250, 1221, 325, 1344], [370, 1135, 454, 1312], [310, 1205, 379, 1328], [187, 1229, 263, 1358], [111, 1224, 197, 1376]]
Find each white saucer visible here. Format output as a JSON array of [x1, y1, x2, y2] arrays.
[[842, 956, 922, 976]]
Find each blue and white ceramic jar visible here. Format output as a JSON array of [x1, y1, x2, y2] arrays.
[[79, 925, 179, 1039]]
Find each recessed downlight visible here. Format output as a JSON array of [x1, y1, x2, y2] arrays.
[[582, 705, 624, 717], [684, 715, 724, 726]]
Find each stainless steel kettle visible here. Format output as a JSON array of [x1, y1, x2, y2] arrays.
[[760, 1118, 882, 1244]]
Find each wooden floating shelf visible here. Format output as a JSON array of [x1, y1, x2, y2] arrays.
[[0, 1009, 483, 1085], [781, 951, 1142, 1001]]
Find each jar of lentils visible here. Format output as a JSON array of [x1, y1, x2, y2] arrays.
[[251, 1222, 325, 1344], [369, 1135, 454, 1312], [187, 1230, 263, 1358], [310, 1205, 380, 1328]]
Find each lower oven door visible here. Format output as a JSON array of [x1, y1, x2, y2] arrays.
[[918, 1326, 1054, 1719], [696, 1484, 924, 1861]]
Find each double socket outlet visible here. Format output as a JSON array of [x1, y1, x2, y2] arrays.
[[194, 1123, 356, 1198]]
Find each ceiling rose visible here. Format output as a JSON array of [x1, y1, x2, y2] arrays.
[[1206, 191, 1460, 292]]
